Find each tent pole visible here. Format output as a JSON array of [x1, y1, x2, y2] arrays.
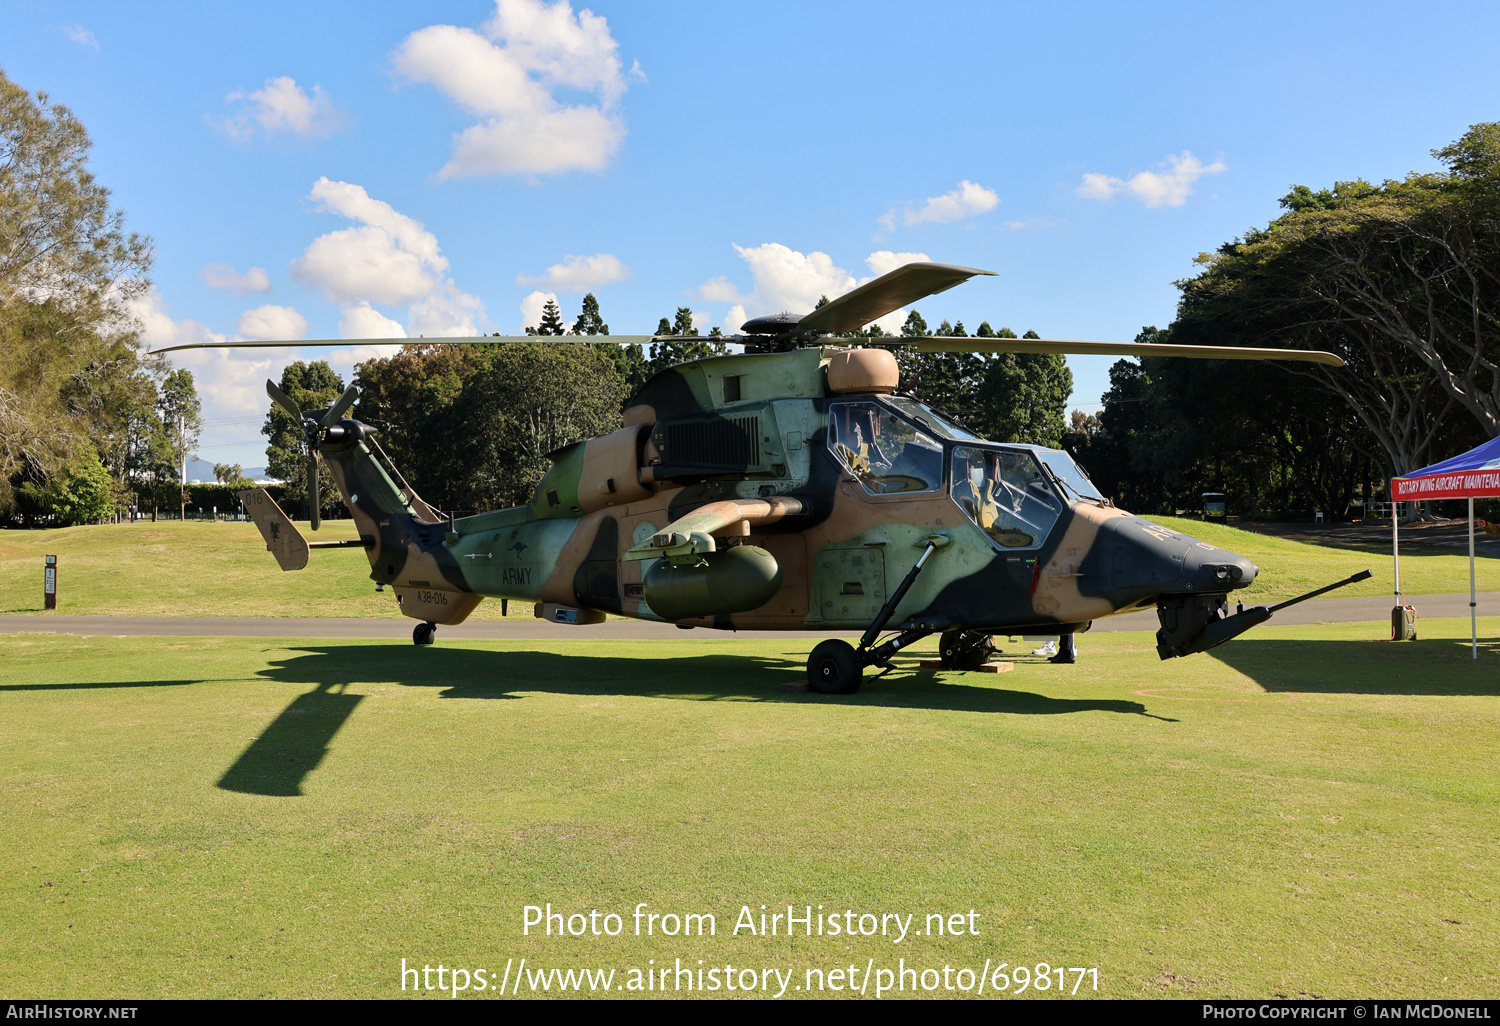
[[1470, 497, 1477, 661], [1392, 493, 1402, 604]]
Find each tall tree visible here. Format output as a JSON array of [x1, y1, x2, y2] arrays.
[[971, 336, 1073, 448], [1175, 122, 1500, 477], [529, 298, 566, 336], [157, 368, 200, 517], [0, 68, 153, 515], [262, 361, 344, 520], [647, 308, 728, 374], [599, 343, 650, 395], [570, 293, 609, 336], [424, 344, 628, 511], [353, 343, 629, 513]]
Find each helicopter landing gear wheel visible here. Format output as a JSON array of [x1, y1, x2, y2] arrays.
[[807, 639, 863, 694], [939, 629, 995, 671], [413, 621, 436, 646]]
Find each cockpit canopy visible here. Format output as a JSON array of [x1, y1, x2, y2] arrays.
[[826, 397, 1105, 551]]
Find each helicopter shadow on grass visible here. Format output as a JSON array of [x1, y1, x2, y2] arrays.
[[216, 644, 1173, 798], [1209, 635, 1500, 695]]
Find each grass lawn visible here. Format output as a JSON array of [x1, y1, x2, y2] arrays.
[[2, 517, 1496, 618], [0, 521, 524, 619], [2, 619, 1496, 999]]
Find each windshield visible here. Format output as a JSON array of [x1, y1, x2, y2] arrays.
[[951, 447, 1062, 549], [1037, 450, 1104, 501], [828, 401, 943, 494], [882, 397, 981, 440]]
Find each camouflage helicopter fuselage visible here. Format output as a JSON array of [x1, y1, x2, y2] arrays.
[[303, 344, 1265, 664]]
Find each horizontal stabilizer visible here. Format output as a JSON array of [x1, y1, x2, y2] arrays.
[[238, 488, 309, 572]]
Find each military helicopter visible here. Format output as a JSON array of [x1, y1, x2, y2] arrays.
[[155, 262, 1371, 693]]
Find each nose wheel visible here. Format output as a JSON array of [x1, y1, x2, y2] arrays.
[[807, 639, 863, 694], [413, 621, 436, 646]]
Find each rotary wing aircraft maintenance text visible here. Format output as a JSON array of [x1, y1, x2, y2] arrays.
[[155, 262, 1370, 694]]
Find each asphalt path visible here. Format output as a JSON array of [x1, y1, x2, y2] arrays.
[[2, 592, 1493, 641]]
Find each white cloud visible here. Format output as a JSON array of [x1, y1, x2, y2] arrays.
[[294, 225, 436, 307], [62, 25, 98, 49], [865, 250, 932, 277], [409, 283, 486, 337], [221, 76, 343, 141], [690, 310, 711, 334], [732, 244, 856, 314], [392, 0, 635, 178], [305, 177, 446, 269], [517, 252, 632, 292], [128, 289, 225, 351], [127, 290, 410, 468], [128, 290, 276, 431], [237, 305, 308, 341], [201, 263, 272, 295], [1075, 151, 1227, 208], [696, 276, 744, 305], [1002, 216, 1061, 231], [697, 246, 939, 335], [291, 177, 486, 338], [880, 181, 1000, 231], [290, 179, 440, 305], [520, 290, 559, 333], [339, 302, 408, 339]]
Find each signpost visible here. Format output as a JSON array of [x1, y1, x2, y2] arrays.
[[44, 554, 57, 610]]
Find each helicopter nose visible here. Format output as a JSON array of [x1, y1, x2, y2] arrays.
[[1097, 517, 1257, 604]]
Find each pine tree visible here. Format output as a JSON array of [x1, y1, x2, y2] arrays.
[[536, 299, 566, 336], [570, 293, 609, 336]]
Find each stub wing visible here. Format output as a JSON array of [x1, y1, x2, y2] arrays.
[[238, 488, 309, 572]]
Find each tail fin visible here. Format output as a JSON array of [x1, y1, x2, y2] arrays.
[[239, 488, 309, 571]]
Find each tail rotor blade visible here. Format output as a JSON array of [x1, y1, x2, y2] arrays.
[[266, 379, 302, 420], [322, 384, 360, 427], [307, 453, 321, 531]]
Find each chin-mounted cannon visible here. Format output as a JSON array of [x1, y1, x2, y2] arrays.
[[1155, 569, 1373, 659]]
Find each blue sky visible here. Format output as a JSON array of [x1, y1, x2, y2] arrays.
[[5, 0, 1499, 469]]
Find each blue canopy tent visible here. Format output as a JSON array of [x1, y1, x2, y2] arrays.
[[1390, 435, 1500, 659]]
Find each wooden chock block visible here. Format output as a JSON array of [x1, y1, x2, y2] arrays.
[[916, 659, 1014, 673]]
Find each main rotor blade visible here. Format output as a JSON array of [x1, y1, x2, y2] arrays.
[[794, 263, 997, 336], [321, 384, 359, 428], [888, 336, 1346, 367], [153, 336, 658, 355], [307, 454, 321, 532], [265, 379, 302, 420]]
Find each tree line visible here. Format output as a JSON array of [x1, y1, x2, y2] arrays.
[[1069, 123, 1499, 520]]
